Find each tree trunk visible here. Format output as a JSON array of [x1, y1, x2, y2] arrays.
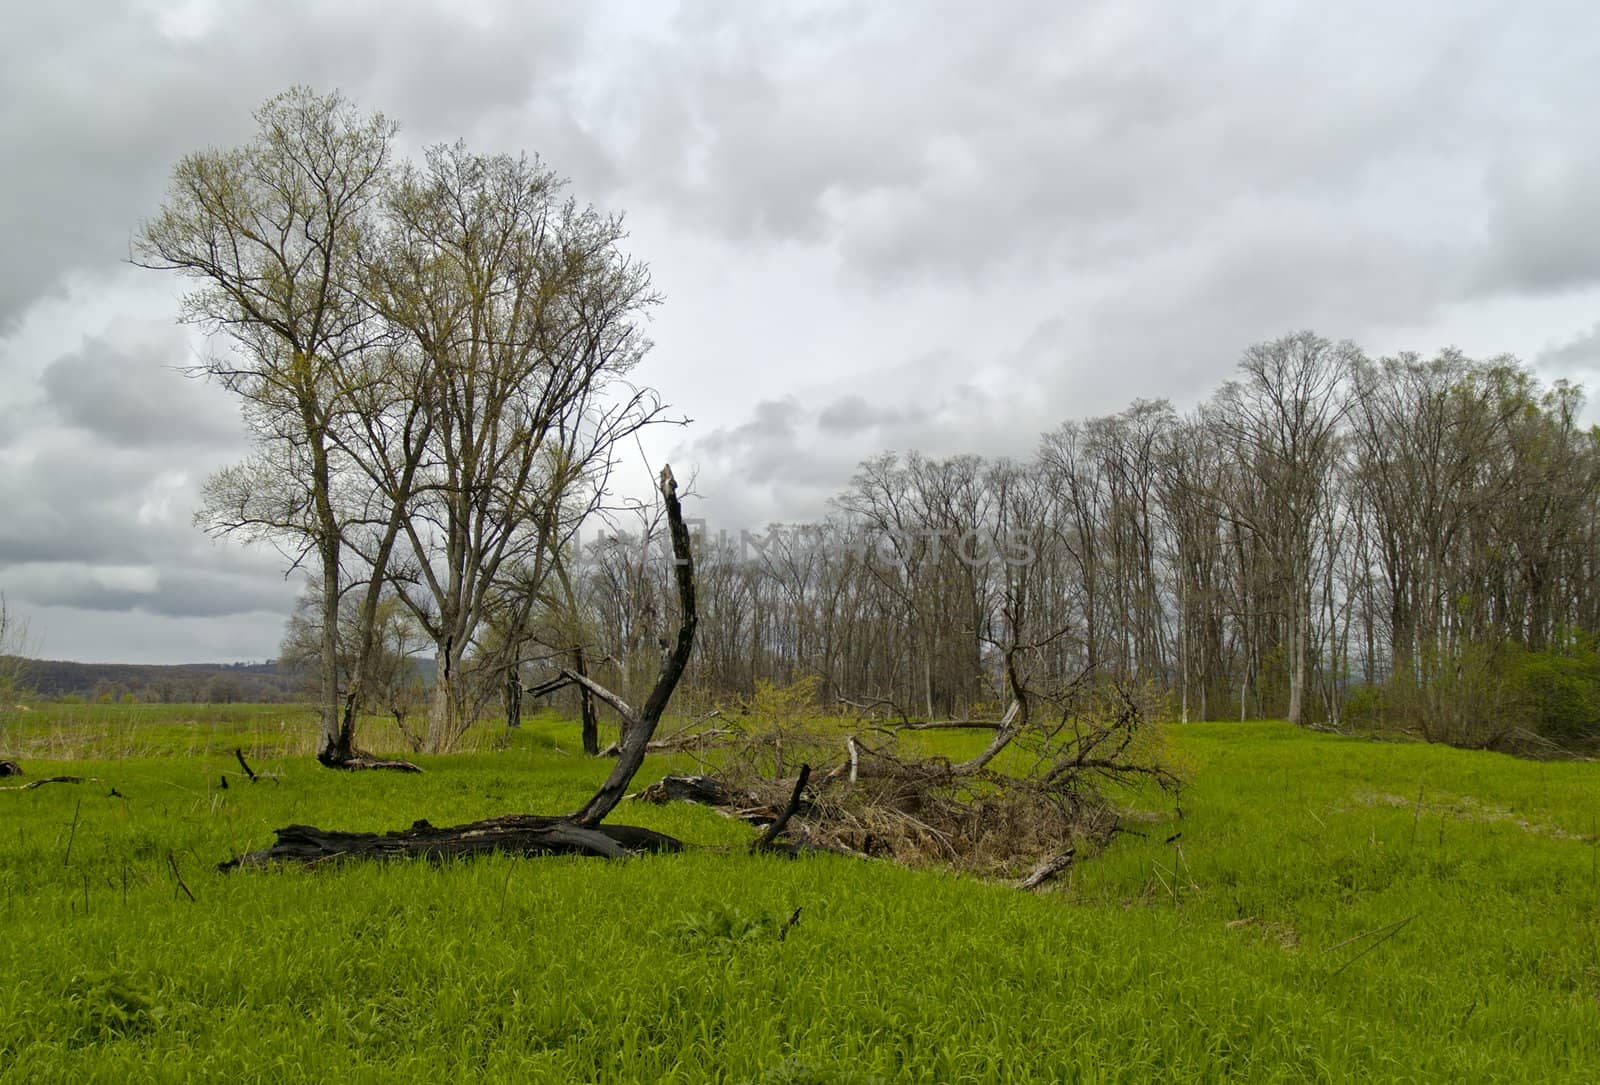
[[570, 469, 698, 826], [504, 669, 522, 730], [574, 645, 599, 755], [1287, 580, 1307, 726], [315, 531, 351, 766], [427, 638, 467, 753]]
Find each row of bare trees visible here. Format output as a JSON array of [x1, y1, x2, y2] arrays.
[[566, 333, 1600, 747]]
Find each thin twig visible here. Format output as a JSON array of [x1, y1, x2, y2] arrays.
[[1323, 914, 1417, 977], [167, 851, 196, 902], [64, 797, 82, 867]]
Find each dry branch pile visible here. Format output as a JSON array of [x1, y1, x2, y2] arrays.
[[639, 679, 1179, 882]]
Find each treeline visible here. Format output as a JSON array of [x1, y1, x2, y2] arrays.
[[565, 333, 1600, 750], [13, 659, 301, 703]]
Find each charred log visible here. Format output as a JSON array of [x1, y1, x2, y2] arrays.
[[220, 814, 682, 870]]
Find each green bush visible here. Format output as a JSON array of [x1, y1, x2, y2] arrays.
[[1360, 634, 1600, 750], [1505, 637, 1600, 745]]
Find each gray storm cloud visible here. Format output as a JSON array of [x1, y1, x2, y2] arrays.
[[3, 0, 1600, 660]]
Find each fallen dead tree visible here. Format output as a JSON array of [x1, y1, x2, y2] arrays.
[[218, 815, 681, 869], [635, 773, 759, 810], [224, 466, 700, 871]]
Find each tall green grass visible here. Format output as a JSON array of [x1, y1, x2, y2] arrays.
[[1, 710, 1596, 1081]]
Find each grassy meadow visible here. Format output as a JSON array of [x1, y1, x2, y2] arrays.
[[1, 704, 1597, 1082]]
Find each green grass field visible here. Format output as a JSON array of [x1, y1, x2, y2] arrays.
[[1, 705, 1597, 1082]]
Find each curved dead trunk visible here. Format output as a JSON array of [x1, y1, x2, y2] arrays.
[[225, 466, 695, 868]]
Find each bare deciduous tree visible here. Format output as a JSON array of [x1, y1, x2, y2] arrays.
[[368, 144, 664, 751], [135, 87, 418, 769]]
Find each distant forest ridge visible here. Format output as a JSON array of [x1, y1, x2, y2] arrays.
[[4, 656, 440, 703], [6, 658, 302, 703]]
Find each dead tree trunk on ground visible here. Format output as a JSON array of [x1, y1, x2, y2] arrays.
[[224, 467, 697, 870]]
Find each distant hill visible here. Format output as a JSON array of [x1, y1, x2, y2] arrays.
[[4, 657, 305, 703]]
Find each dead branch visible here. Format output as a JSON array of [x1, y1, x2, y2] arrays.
[[167, 852, 196, 902], [334, 754, 424, 773], [836, 696, 912, 727], [1018, 848, 1075, 890], [753, 764, 811, 853], [955, 698, 1023, 773], [1, 775, 87, 792], [819, 735, 866, 786], [598, 727, 735, 758]]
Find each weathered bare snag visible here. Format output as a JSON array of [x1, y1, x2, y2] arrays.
[[222, 468, 697, 871]]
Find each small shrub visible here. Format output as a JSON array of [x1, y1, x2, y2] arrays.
[[62, 972, 159, 1044]]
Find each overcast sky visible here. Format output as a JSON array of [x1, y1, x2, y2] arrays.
[[3, 0, 1600, 663]]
